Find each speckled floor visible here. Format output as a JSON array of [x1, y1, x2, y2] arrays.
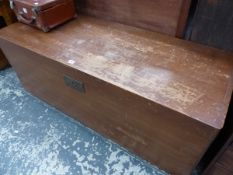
[[0, 68, 168, 175]]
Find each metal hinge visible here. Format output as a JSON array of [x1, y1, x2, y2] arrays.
[[64, 75, 85, 93]]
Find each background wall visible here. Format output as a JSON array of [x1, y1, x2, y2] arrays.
[[76, 0, 191, 37], [190, 0, 233, 52]]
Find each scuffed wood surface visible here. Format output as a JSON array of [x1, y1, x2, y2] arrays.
[[0, 16, 232, 129], [0, 16, 233, 175]]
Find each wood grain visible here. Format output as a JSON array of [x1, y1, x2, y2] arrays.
[[0, 16, 233, 174], [76, 0, 191, 37]]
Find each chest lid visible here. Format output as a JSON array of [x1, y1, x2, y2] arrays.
[[14, 0, 66, 11]]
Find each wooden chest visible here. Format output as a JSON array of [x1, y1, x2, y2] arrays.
[[0, 16, 233, 175]]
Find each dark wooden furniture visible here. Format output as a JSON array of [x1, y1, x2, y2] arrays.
[[0, 0, 16, 25], [1, 16, 233, 175], [195, 97, 233, 175], [205, 137, 233, 175], [76, 0, 192, 37], [0, 0, 16, 69], [203, 127, 233, 175], [190, 0, 233, 52], [0, 48, 8, 69]]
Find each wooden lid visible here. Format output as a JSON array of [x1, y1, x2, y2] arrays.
[[0, 16, 233, 129]]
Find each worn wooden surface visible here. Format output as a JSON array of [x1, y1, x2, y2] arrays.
[[76, 0, 191, 37], [0, 16, 233, 174], [190, 0, 233, 52]]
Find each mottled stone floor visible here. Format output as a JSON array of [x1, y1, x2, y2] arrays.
[[0, 68, 168, 175]]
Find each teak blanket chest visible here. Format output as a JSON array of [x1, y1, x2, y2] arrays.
[[0, 16, 233, 175]]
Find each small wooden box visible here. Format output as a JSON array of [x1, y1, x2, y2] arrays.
[[0, 16, 233, 175], [10, 0, 76, 32]]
